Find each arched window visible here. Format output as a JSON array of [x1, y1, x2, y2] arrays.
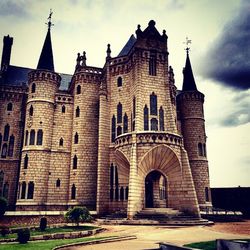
[[76, 85, 81, 94], [8, 135, 14, 157], [117, 126, 122, 136], [205, 187, 210, 202], [71, 184, 76, 199], [120, 187, 124, 201], [62, 105, 66, 113], [29, 129, 35, 145], [198, 143, 203, 156], [150, 92, 157, 115], [59, 138, 63, 146], [115, 186, 119, 200], [25, 130, 28, 146], [24, 154, 28, 169], [117, 103, 122, 123], [151, 118, 158, 131], [56, 179, 61, 187], [0, 134, 2, 151], [21, 181, 26, 199], [123, 113, 128, 133], [111, 115, 116, 142], [0, 171, 4, 196], [31, 83, 36, 93], [3, 124, 10, 141], [110, 164, 114, 187], [144, 105, 149, 130], [76, 106, 80, 117], [115, 166, 119, 186], [7, 102, 13, 111], [133, 97, 136, 118], [74, 132, 78, 144], [1, 144, 7, 158], [203, 143, 207, 157], [73, 155, 77, 169], [117, 77, 122, 87], [27, 181, 34, 199], [159, 106, 164, 131], [3, 182, 9, 199], [149, 53, 156, 76], [125, 186, 129, 200], [29, 105, 33, 116], [37, 129, 43, 145]]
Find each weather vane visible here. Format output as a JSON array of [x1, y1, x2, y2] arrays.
[[183, 37, 192, 53], [46, 9, 54, 30]]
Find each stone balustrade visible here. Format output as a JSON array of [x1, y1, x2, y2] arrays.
[[114, 131, 183, 149]]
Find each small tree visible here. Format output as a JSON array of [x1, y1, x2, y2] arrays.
[[0, 197, 8, 217], [65, 206, 92, 226]]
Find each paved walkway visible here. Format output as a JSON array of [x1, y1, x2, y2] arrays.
[[66, 222, 250, 250]]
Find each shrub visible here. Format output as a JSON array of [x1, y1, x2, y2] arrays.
[[0, 226, 10, 237], [17, 228, 30, 244], [0, 197, 8, 217], [39, 217, 47, 231], [65, 206, 92, 226]]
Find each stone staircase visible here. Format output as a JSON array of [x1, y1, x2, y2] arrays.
[[98, 208, 212, 226]]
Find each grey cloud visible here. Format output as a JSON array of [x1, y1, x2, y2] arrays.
[[202, 0, 250, 90], [0, 1, 31, 17], [167, 0, 185, 9], [220, 92, 250, 127]]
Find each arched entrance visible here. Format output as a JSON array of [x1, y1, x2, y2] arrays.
[[145, 170, 167, 208]]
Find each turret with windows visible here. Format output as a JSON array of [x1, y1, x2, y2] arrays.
[[69, 50, 101, 209], [176, 49, 212, 209], [16, 12, 61, 210]]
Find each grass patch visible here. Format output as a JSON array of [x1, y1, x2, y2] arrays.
[[0, 236, 112, 250], [0, 225, 98, 240], [185, 240, 216, 250], [185, 239, 250, 250]]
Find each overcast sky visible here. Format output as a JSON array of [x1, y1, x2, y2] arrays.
[[0, 0, 249, 187]]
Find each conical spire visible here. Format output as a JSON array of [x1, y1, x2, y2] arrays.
[[182, 51, 197, 91], [37, 10, 55, 71]]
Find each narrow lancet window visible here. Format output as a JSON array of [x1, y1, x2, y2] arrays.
[[159, 106, 164, 131], [8, 135, 14, 157], [24, 154, 28, 169], [73, 155, 78, 169], [29, 130, 35, 145], [117, 77, 122, 87], [144, 105, 149, 130], [150, 92, 157, 115], [117, 102, 122, 123], [111, 115, 116, 142], [27, 182, 34, 199], [123, 113, 128, 133], [3, 124, 10, 141], [76, 106, 80, 117], [74, 132, 78, 144], [37, 129, 43, 145]]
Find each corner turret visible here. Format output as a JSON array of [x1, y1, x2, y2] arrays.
[[177, 48, 212, 210]]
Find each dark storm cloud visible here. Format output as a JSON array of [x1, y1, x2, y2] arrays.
[[203, 0, 250, 90], [0, 1, 30, 17], [220, 92, 250, 127]]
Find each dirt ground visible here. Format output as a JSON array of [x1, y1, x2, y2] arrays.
[[66, 220, 250, 250], [207, 220, 250, 235]]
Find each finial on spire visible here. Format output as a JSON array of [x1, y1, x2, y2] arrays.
[[46, 9, 54, 30], [106, 44, 111, 61], [183, 37, 192, 54], [82, 51, 86, 66]]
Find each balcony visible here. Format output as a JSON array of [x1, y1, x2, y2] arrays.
[[114, 131, 183, 148]]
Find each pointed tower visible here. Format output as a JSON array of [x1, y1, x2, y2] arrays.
[[177, 49, 212, 210], [16, 11, 61, 210]]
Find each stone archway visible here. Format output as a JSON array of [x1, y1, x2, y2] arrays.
[[145, 170, 167, 208], [138, 145, 182, 211]]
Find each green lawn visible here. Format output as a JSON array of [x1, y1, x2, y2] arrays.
[[185, 239, 250, 250], [0, 225, 98, 240], [0, 236, 112, 250]]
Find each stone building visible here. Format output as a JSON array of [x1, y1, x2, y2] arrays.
[[0, 18, 211, 218]]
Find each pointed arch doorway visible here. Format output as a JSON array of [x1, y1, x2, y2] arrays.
[[145, 170, 167, 208]]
